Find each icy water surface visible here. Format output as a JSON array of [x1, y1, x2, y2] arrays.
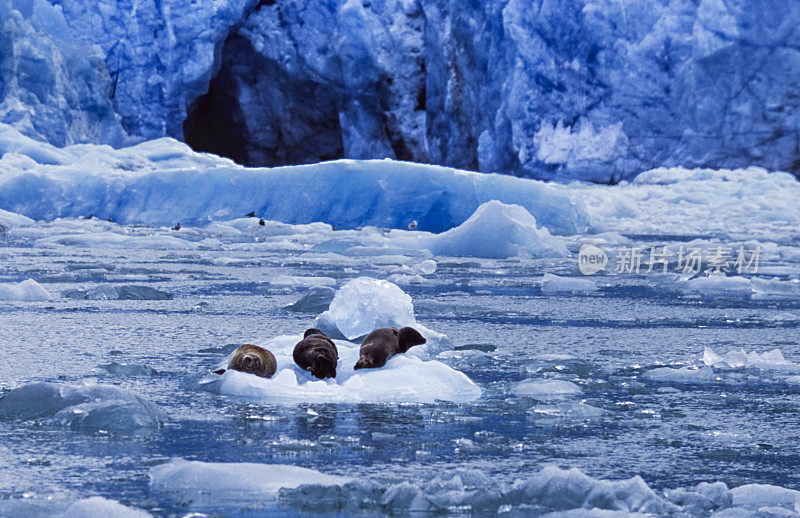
[[2, 222, 800, 516]]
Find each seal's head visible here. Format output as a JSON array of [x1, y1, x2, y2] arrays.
[[226, 344, 277, 378], [354, 326, 426, 369]]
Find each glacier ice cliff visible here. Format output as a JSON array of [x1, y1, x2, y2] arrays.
[[1, 0, 799, 181], [0, 0, 126, 147]]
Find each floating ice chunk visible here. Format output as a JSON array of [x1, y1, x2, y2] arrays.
[[36, 232, 197, 250], [513, 379, 582, 399], [680, 274, 751, 297], [731, 484, 800, 510], [271, 275, 337, 287], [317, 277, 415, 340], [529, 402, 606, 421], [506, 465, 674, 514], [149, 458, 351, 497], [53, 400, 167, 432], [61, 285, 173, 301], [665, 482, 732, 514], [642, 367, 717, 384], [414, 201, 568, 259], [0, 382, 167, 431], [751, 278, 800, 299], [702, 347, 800, 374], [541, 273, 598, 294], [284, 285, 337, 313], [0, 279, 50, 301], [59, 497, 151, 518], [200, 334, 480, 404]]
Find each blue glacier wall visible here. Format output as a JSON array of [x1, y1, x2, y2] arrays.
[[3, 0, 799, 181]]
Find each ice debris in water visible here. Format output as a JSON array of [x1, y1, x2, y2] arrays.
[[94, 362, 159, 377], [680, 274, 752, 297], [513, 379, 583, 400], [149, 458, 351, 497], [0, 382, 168, 432], [540, 273, 598, 294], [59, 497, 152, 518], [642, 367, 717, 384], [199, 334, 480, 404], [702, 347, 800, 374], [61, 285, 173, 300], [0, 278, 51, 301], [284, 285, 337, 313]]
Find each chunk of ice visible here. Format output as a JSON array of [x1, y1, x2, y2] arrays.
[[0, 279, 50, 301], [284, 285, 337, 313], [59, 497, 151, 518], [149, 458, 351, 496], [541, 273, 598, 294], [513, 379, 582, 399]]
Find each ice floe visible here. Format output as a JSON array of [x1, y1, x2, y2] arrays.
[[284, 285, 337, 313], [702, 347, 800, 374], [149, 458, 351, 496], [0, 382, 168, 432], [541, 273, 598, 294], [0, 279, 51, 301], [61, 285, 173, 301], [200, 333, 480, 404], [513, 379, 583, 399]]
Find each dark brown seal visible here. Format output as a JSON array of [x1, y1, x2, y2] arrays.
[[354, 327, 426, 370], [215, 344, 277, 378], [293, 328, 338, 379]]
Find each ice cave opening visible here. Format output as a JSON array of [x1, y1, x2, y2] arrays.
[[183, 35, 345, 167]]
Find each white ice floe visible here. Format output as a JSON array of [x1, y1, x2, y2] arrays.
[[540, 273, 598, 294], [200, 334, 480, 404], [679, 274, 752, 298], [149, 458, 351, 496], [0, 279, 51, 301], [59, 497, 151, 518], [702, 347, 800, 374], [642, 367, 718, 384], [512, 379, 583, 399], [0, 382, 167, 432]]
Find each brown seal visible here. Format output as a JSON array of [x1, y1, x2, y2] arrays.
[[293, 329, 338, 379], [215, 344, 277, 378], [354, 327, 426, 370]]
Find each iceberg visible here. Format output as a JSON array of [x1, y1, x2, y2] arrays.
[[284, 285, 337, 313], [61, 285, 173, 301], [0, 278, 51, 301], [199, 334, 481, 404], [0, 127, 587, 234], [410, 200, 568, 259], [319, 277, 415, 341]]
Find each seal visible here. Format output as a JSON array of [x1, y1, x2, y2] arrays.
[[293, 328, 338, 379], [214, 344, 277, 378], [354, 327, 426, 370]]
